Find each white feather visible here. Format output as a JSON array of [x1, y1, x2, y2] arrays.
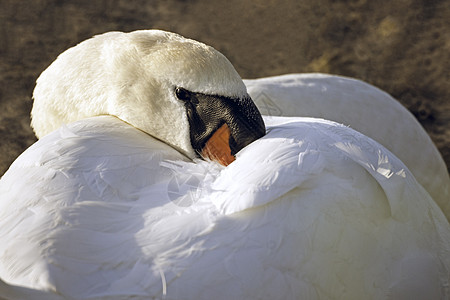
[[246, 74, 450, 218], [0, 116, 449, 299]]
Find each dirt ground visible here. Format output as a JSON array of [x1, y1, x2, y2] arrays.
[[0, 0, 449, 176]]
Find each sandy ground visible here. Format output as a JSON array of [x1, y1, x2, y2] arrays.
[[0, 0, 449, 176]]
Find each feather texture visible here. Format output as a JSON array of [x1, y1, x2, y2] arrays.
[[246, 74, 450, 218], [0, 115, 449, 299]]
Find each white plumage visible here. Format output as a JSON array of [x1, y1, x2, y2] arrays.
[[246, 74, 450, 218], [0, 30, 449, 299]]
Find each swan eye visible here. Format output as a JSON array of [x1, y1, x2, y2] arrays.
[[175, 87, 191, 102]]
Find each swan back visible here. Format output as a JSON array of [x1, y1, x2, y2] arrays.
[[245, 74, 450, 218], [1, 116, 449, 299]]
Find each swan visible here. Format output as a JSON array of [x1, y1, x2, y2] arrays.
[[0, 30, 449, 299], [245, 74, 450, 220]]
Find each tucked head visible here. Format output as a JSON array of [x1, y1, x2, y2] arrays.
[[31, 30, 265, 165]]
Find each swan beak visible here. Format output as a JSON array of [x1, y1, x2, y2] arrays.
[[198, 94, 266, 166], [201, 123, 235, 166], [197, 93, 265, 166], [180, 88, 265, 166]]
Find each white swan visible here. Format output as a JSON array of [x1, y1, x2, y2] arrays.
[[246, 74, 450, 218], [0, 30, 449, 300]]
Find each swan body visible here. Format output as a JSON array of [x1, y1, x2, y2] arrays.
[[1, 115, 449, 299], [246, 74, 450, 218], [0, 30, 449, 299]]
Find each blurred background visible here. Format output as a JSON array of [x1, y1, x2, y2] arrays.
[[0, 0, 449, 175]]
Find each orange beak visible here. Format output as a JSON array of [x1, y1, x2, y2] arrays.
[[201, 123, 235, 166]]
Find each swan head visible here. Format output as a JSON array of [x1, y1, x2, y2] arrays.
[[31, 30, 265, 165]]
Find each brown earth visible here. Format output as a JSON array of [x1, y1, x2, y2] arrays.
[[0, 0, 449, 176]]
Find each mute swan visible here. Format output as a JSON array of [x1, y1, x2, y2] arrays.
[[245, 74, 450, 220], [0, 30, 449, 300]]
